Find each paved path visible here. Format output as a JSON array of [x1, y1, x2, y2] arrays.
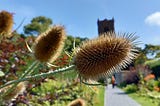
[[104, 85, 141, 106]]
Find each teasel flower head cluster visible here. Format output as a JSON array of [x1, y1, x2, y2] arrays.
[[74, 32, 139, 80], [0, 82, 26, 103], [0, 10, 13, 37], [68, 98, 85, 106], [33, 25, 66, 63]]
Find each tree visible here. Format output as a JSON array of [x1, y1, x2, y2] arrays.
[[143, 44, 160, 58], [134, 47, 148, 65], [135, 44, 160, 65], [24, 16, 52, 35], [64, 35, 88, 52]]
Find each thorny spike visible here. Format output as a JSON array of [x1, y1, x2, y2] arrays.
[[47, 62, 59, 68], [25, 41, 33, 53]]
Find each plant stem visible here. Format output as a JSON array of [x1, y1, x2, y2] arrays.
[[20, 61, 40, 78], [0, 65, 75, 89], [0, 61, 40, 99]]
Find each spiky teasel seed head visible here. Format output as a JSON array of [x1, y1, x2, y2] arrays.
[[0, 10, 13, 37], [68, 98, 85, 106], [0, 82, 27, 102], [33, 25, 66, 63], [74, 32, 139, 80]]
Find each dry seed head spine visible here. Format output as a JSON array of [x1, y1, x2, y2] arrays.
[[74, 32, 138, 80], [34, 25, 66, 63]]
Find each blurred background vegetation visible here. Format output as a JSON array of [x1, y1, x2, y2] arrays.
[[1, 15, 160, 106], [0, 16, 104, 106]]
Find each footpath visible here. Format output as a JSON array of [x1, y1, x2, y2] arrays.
[[104, 85, 141, 106]]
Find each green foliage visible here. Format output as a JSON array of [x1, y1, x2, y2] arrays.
[[145, 59, 160, 78], [146, 79, 155, 91], [143, 44, 160, 58], [128, 93, 160, 106], [135, 44, 160, 65], [24, 16, 52, 35], [97, 86, 105, 106], [154, 80, 160, 87], [118, 82, 127, 88], [64, 35, 88, 52], [124, 84, 138, 93], [134, 47, 148, 65], [30, 79, 103, 106]]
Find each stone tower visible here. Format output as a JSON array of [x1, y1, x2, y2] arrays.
[[97, 18, 115, 35]]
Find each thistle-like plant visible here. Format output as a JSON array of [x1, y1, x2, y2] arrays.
[[68, 98, 86, 106], [0, 10, 13, 38], [0, 13, 139, 104], [0, 82, 26, 104], [0, 32, 139, 88], [33, 25, 66, 63], [74, 32, 139, 80]]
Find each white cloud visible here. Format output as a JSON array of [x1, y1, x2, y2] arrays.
[[145, 12, 160, 26]]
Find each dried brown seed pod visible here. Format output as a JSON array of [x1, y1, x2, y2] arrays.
[[74, 32, 139, 80], [68, 98, 85, 106], [0, 11, 13, 36], [0, 82, 26, 102], [33, 25, 66, 63]]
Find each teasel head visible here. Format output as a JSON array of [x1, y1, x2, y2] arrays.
[[0, 82, 27, 102], [74, 32, 139, 80], [68, 98, 85, 106], [33, 25, 66, 63], [0, 10, 13, 37]]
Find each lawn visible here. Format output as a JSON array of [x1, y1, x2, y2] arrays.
[[120, 84, 160, 106], [128, 92, 160, 106]]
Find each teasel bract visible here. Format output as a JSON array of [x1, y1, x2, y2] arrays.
[[0, 10, 13, 37], [33, 25, 66, 63], [74, 32, 139, 80], [68, 98, 85, 106]]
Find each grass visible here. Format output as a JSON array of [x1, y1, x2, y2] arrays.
[[96, 86, 105, 106], [128, 93, 160, 106], [120, 85, 160, 106]]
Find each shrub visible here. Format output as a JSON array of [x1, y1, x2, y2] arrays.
[[118, 82, 127, 88], [146, 79, 156, 91], [124, 84, 138, 93], [145, 59, 160, 78], [154, 80, 160, 88], [123, 65, 152, 85]]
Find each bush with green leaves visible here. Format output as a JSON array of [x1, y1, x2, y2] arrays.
[[145, 79, 160, 91], [145, 59, 160, 78], [124, 84, 138, 93]]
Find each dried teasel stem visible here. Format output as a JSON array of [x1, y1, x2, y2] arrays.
[[0, 65, 75, 89], [0, 82, 27, 103], [0, 61, 40, 99]]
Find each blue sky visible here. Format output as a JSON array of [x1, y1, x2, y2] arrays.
[[0, 0, 160, 48]]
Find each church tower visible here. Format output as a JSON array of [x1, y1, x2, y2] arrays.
[[97, 18, 115, 35]]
